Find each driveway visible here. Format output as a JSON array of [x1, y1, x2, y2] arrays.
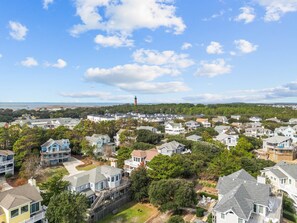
[[63, 157, 84, 176], [0, 176, 12, 191]]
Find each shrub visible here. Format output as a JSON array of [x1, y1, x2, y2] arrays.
[[207, 214, 213, 223], [196, 207, 206, 217], [167, 215, 185, 223], [283, 210, 297, 222], [5, 173, 13, 179]]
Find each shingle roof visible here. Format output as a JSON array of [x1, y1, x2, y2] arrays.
[[0, 150, 14, 156], [270, 169, 288, 179], [157, 141, 185, 151], [264, 136, 291, 144], [0, 184, 42, 210]]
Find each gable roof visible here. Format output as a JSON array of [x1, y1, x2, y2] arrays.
[[157, 141, 185, 151], [264, 136, 291, 144], [41, 138, 69, 148], [0, 184, 42, 210]]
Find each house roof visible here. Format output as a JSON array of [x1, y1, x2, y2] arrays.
[[264, 136, 291, 144], [0, 150, 14, 156], [215, 169, 270, 220], [157, 141, 185, 151], [131, 150, 147, 158], [136, 126, 155, 131], [186, 134, 202, 141], [0, 184, 42, 210], [41, 138, 69, 148], [270, 169, 287, 179]]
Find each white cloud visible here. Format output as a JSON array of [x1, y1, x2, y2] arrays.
[[234, 39, 258, 54], [0, 54, 2, 59], [256, 0, 297, 22], [181, 42, 192, 50], [132, 49, 195, 69], [144, 36, 153, 43], [8, 21, 28, 41], [43, 0, 54, 9], [202, 10, 225, 21], [70, 0, 186, 37], [206, 41, 224, 54], [60, 91, 131, 101], [235, 7, 256, 23], [183, 81, 297, 103], [117, 81, 190, 94], [196, 59, 232, 78], [21, 57, 38, 67], [85, 64, 178, 84], [45, 59, 67, 68], [94, 34, 133, 48]]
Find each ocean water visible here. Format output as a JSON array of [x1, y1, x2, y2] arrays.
[[0, 102, 121, 110]]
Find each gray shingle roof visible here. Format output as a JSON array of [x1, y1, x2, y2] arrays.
[[264, 136, 291, 144], [157, 141, 185, 151], [270, 169, 287, 179]]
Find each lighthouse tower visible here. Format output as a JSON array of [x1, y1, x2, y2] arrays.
[[134, 96, 138, 106]]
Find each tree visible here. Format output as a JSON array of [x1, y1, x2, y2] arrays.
[[116, 147, 133, 168], [46, 191, 88, 223], [131, 166, 150, 202], [149, 179, 197, 212], [167, 215, 185, 223], [40, 173, 69, 206], [235, 136, 253, 152], [136, 129, 162, 145], [132, 142, 155, 150], [19, 154, 40, 179]]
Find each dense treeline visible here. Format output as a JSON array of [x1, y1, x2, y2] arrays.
[[1, 103, 297, 123]]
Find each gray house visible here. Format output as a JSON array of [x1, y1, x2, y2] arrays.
[[85, 134, 115, 156], [157, 141, 190, 156]]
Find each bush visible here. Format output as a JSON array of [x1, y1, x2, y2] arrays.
[[198, 192, 218, 200], [283, 210, 297, 222], [207, 214, 213, 223], [167, 215, 185, 223], [196, 207, 206, 217], [5, 173, 13, 179]]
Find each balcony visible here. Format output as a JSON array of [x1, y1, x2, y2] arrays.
[[0, 159, 14, 165], [21, 210, 47, 223], [41, 154, 71, 161], [40, 148, 71, 154]]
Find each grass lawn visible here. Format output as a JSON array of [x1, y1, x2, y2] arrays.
[[36, 165, 69, 185], [76, 163, 98, 171], [98, 202, 158, 223]]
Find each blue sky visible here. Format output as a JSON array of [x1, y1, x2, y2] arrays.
[[0, 0, 296, 103]]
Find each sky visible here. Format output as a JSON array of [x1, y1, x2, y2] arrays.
[[0, 0, 297, 104]]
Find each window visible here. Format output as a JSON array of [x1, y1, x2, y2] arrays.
[[238, 219, 244, 223], [111, 176, 114, 182], [116, 175, 119, 181], [11, 209, 19, 218], [259, 206, 264, 214], [221, 213, 225, 219], [289, 179, 292, 184], [253, 204, 257, 212], [21, 205, 28, 214], [31, 202, 40, 213]]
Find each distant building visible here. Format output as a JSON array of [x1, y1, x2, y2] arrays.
[[85, 134, 115, 156], [124, 149, 159, 174], [230, 115, 241, 120], [164, 122, 186, 135], [157, 141, 190, 156], [40, 138, 71, 166], [0, 182, 46, 223], [244, 127, 274, 138], [266, 117, 281, 123], [213, 169, 282, 223], [212, 116, 228, 124], [196, 118, 211, 127], [186, 134, 202, 142], [87, 115, 115, 123], [215, 133, 239, 149], [0, 150, 14, 175], [274, 126, 297, 143], [185, 120, 200, 130], [136, 126, 159, 133], [249, 116, 262, 123], [289, 118, 297, 125]]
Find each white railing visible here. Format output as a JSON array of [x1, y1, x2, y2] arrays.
[[21, 210, 47, 223], [0, 159, 14, 165]]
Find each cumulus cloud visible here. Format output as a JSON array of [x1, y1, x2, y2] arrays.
[[181, 42, 192, 50], [234, 39, 258, 54], [43, 0, 54, 9], [21, 57, 38, 67], [256, 0, 297, 22], [9, 21, 28, 41], [183, 81, 297, 103], [45, 59, 67, 68], [70, 0, 186, 42], [235, 6, 256, 23], [132, 49, 195, 69], [196, 59, 232, 78], [206, 41, 224, 54], [94, 34, 133, 47], [60, 91, 131, 101]]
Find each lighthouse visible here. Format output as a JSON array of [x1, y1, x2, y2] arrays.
[[134, 96, 138, 106]]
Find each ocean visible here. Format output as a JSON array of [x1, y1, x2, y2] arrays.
[[0, 102, 122, 110]]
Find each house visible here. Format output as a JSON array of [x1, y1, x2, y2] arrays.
[[85, 134, 115, 156], [164, 122, 186, 135], [87, 115, 115, 123], [214, 126, 231, 134], [249, 116, 262, 123], [186, 134, 202, 142], [266, 117, 281, 123], [230, 115, 241, 120], [213, 169, 282, 223], [212, 116, 228, 124], [65, 165, 122, 203], [184, 121, 200, 130], [40, 138, 71, 166], [196, 118, 211, 128], [274, 126, 297, 143], [157, 141, 190, 156], [257, 136, 297, 162], [0, 181, 46, 223], [289, 118, 297, 125], [114, 129, 136, 147], [136, 126, 159, 133], [0, 150, 14, 175], [124, 149, 158, 174], [244, 127, 274, 138], [261, 162, 297, 205], [215, 133, 238, 149]]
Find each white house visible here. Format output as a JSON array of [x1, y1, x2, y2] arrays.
[[165, 122, 186, 135], [157, 141, 190, 156], [274, 126, 297, 143], [215, 133, 239, 149], [261, 162, 297, 205], [212, 116, 228, 124], [0, 150, 14, 175], [186, 134, 202, 142], [244, 127, 274, 138], [136, 126, 159, 133], [231, 115, 241, 120], [213, 169, 282, 223], [65, 165, 122, 203], [87, 115, 115, 123], [249, 116, 262, 123], [289, 118, 297, 125], [185, 121, 200, 130]]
